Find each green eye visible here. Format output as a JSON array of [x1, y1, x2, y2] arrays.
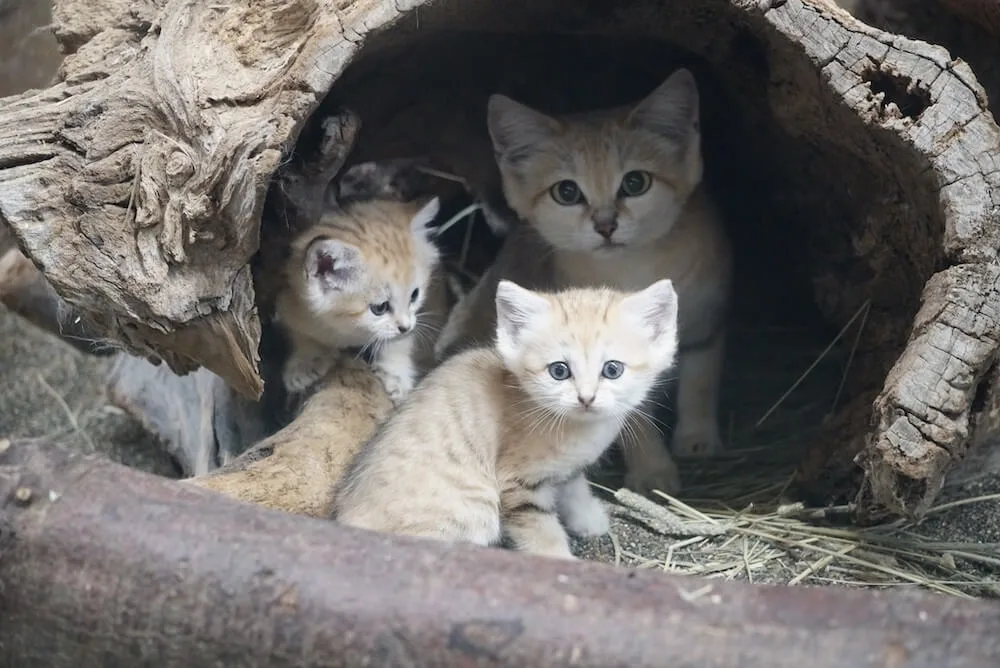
[[619, 171, 652, 197], [548, 361, 572, 381], [550, 180, 584, 206], [601, 360, 625, 379]]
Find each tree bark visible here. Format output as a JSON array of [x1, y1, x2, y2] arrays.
[[0, 0, 388, 399], [2, 439, 999, 668], [1, 0, 999, 520]]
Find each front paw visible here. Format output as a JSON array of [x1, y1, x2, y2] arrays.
[[375, 367, 414, 404], [672, 423, 724, 459], [624, 462, 682, 497], [562, 499, 611, 538], [283, 357, 329, 394]]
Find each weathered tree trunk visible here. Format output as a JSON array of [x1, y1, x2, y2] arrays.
[[1, 0, 999, 521], [2, 439, 999, 668]]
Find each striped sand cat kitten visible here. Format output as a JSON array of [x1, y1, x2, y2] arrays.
[[276, 196, 441, 401], [334, 279, 679, 559], [436, 69, 732, 495]]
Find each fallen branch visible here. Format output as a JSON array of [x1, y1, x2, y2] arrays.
[[1, 440, 999, 667]]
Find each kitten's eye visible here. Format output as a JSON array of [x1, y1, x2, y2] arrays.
[[547, 361, 572, 381], [369, 301, 391, 316], [550, 180, 584, 206], [619, 171, 652, 198], [601, 360, 625, 380], [410, 288, 420, 303]]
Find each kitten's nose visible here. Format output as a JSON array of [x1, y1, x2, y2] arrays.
[[577, 394, 595, 408], [592, 211, 618, 239], [397, 323, 412, 334]]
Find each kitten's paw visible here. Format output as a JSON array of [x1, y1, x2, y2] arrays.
[[562, 498, 611, 538], [283, 357, 329, 394], [672, 424, 724, 459], [375, 367, 415, 404], [527, 544, 577, 560], [624, 462, 682, 497]]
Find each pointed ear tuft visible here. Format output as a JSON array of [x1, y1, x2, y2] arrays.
[[304, 239, 363, 293], [621, 279, 679, 343], [495, 280, 551, 346], [629, 68, 700, 145], [410, 196, 441, 237], [487, 94, 561, 160]]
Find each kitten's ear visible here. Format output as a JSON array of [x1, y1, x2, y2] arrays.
[[621, 279, 679, 343], [495, 280, 551, 345], [409, 196, 441, 238], [629, 69, 700, 145], [487, 94, 561, 159], [304, 238, 363, 293]]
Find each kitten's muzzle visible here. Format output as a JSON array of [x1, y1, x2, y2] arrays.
[[577, 393, 595, 409]]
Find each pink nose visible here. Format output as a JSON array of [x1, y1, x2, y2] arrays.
[[594, 220, 618, 239], [577, 394, 595, 408]]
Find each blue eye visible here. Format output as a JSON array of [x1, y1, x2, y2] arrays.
[[548, 361, 572, 381], [601, 360, 625, 379], [370, 301, 390, 316], [410, 288, 420, 303]]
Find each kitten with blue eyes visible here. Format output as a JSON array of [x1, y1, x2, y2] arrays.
[[334, 279, 679, 559], [435, 68, 732, 496], [276, 196, 441, 402]]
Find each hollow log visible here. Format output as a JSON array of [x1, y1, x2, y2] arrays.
[[1, 439, 998, 668], [1, 0, 1000, 521]]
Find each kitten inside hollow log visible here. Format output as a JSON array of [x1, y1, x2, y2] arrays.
[[435, 68, 732, 496], [334, 279, 680, 559], [275, 196, 442, 403]]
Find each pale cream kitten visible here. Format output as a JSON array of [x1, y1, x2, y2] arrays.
[[275, 197, 441, 402], [435, 69, 732, 495], [334, 279, 680, 559]]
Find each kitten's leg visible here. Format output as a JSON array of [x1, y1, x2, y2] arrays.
[[282, 336, 334, 394], [621, 409, 682, 496], [504, 506, 575, 559], [373, 335, 416, 403], [672, 331, 726, 458], [556, 474, 610, 537]]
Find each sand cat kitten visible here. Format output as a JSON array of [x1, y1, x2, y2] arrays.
[[435, 68, 732, 495], [334, 279, 679, 559], [276, 197, 441, 402]]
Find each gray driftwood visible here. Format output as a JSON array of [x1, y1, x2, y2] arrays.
[[0, 0, 999, 521], [2, 439, 1000, 668]]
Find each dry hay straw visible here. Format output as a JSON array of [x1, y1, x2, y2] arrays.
[[599, 482, 1000, 599]]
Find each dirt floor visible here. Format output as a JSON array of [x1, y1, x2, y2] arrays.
[[1, 0, 998, 598]]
